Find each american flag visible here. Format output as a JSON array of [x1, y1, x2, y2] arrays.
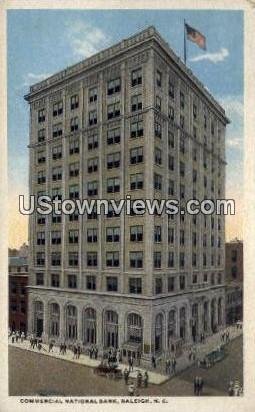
[[185, 23, 206, 50]]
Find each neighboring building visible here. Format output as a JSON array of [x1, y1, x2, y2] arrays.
[[25, 26, 229, 361], [19, 243, 29, 258], [225, 239, 243, 324], [9, 256, 28, 333]]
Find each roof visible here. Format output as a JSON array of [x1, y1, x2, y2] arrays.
[[24, 26, 229, 124]]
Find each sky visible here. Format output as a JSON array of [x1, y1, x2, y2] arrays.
[[7, 9, 244, 248]]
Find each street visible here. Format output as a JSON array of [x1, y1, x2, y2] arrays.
[[9, 336, 242, 396]]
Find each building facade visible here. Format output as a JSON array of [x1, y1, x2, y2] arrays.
[[9, 257, 28, 333], [225, 239, 243, 324], [25, 26, 228, 360]]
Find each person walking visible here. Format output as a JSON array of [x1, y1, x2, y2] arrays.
[[48, 341, 54, 352], [151, 355, 156, 369], [172, 357, 177, 374], [77, 345, 81, 359], [194, 376, 199, 396], [129, 355, 134, 372], [198, 376, 204, 396], [128, 383, 135, 396], [143, 371, 149, 388], [137, 371, 142, 388], [21, 331, 25, 343], [124, 368, 129, 385]]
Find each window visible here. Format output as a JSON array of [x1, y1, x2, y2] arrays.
[[107, 128, 120, 145], [87, 252, 97, 267], [36, 252, 45, 266], [69, 139, 79, 155], [88, 133, 98, 150], [154, 252, 161, 268], [130, 252, 143, 268], [180, 92, 185, 109], [168, 106, 174, 122], [179, 252, 185, 268], [130, 225, 143, 242], [89, 110, 97, 126], [131, 68, 142, 87], [180, 161, 185, 177], [156, 96, 161, 111], [130, 173, 143, 190], [168, 155, 174, 171], [52, 211, 61, 224], [168, 180, 175, 196], [53, 101, 63, 117], [38, 108, 46, 123], [193, 147, 197, 162], [155, 120, 162, 138], [193, 103, 197, 120], [130, 114, 143, 138], [87, 206, 97, 220], [179, 275, 185, 290], [106, 252, 119, 267], [68, 274, 77, 289], [180, 115, 185, 129], [168, 276, 175, 292], [70, 94, 79, 110], [86, 275, 96, 290], [129, 278, 142, 294], [180, 184, 185, 199], [37, 231, 45, 245], [70, 117, 79, 132], [69, 184, 79, 199], [154, 148, 162, 165], [51, 274, 60, 288], [37, 171, 46, 184], [156, 70, 162, 87], [192, 274, 198, 284], [38, 129, 46, 142], [52, 187, 62, 200], [106, 276, 118, 292], [180, 135, 185, 154], [107, 78, 121, 95], [51, 231, 61, 245], [155, 278, 162, 294], [89, 87, 97, 103], [52, 166, 62, 181], [52, 123, 63, 137], [169, 80, 175, 98], [193, 126, 197, 139], [154, 173, 162, 191], [107, 152, 120, 169], [38, 150, 46, 164], [52, 145, 62, 160], [69, 230, 79, 244], [51, 252, 61, 266], [87, 181, 98, 196], [87, 228, 97, 243], [69, 252, 78, 267], [36, 273, 44, 285], [107, 102, 120, 119], [107, 203, 121, 218], [168, 227, 174, 244], [107, 177, 120, 193], [154, 226, 162, 243], [88, 158, 98, 173], [69, 162, 79, 177], [130, 147, 143, 164], [106, 227, 120, 242], [131, 94, 142, 112], [168, 131, 174, 148]]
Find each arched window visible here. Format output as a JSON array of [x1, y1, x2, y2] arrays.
[[179, 307, 186, 339], [49, 303, 60, 337], [83, 308, 96, 344], [155, 313, 163, 353], [218, 298, 223, 325], [104, 310, 118, 349], [66, 305, 77, 340], [168, 310, 176, 344], [127, 313, 143, 343]]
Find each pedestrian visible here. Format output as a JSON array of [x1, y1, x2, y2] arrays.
[[95, 347, 98, 360], [77, 345, 81, 359], [48, 341, 54, 352], [194, 376, 199, 396], [151, 355, 156, 369], [165, 359, 169, 374], [226, 330, 230, 343], [124, 368, 129, 385], [15, 331, 19, 343], [143, 371, 149, 388], [73, 344, 77, 359], [129, 355, 134, 372], [172, 357, 177, 374], [137, 371, 142, 388], [20, 331, 25, 343], [198, 376, 204, 395], [128, 383, 135, 396]]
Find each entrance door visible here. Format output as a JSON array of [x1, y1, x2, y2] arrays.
[[36, 318, 43, 337]]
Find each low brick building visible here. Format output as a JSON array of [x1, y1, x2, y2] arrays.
[[9, 256, 29, 333]]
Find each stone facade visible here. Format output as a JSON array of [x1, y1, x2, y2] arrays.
[[25, 26, 229, 360]]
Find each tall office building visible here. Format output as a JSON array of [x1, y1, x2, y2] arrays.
[[25, 26, 229, 361]]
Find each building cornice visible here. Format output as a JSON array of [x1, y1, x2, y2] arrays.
[[24, 26, 229, 124]]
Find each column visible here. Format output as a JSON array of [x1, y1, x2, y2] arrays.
[[96, 310, 103, 350], [77, 306, 83, 343], [42, 301, 49, 343], [59, 304, 65, 341]]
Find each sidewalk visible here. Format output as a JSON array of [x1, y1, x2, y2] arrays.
[[9, 324, 242, 385]]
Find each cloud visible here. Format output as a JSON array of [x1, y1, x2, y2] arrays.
[[23, 72, 51, 86], [226, 135, 243, 149], [67, 21, 111, 58], [189, 47, 229, 64]]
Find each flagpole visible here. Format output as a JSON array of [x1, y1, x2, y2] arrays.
[[184, 19, 187, 65]]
